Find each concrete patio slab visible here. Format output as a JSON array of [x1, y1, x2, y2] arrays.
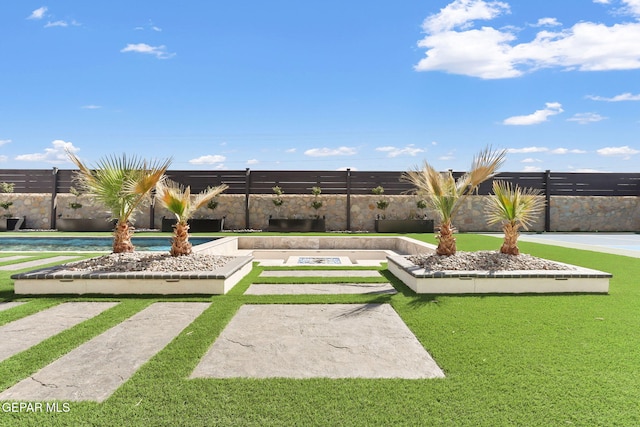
[[0, 256, 81, 271], [0, 302, 118, 363], [190, 304, 445, 379], [0, 302, 209, 402], [0, 302, 26, 312], [259, 270, 381, 278], [245, 283, 397, 295]]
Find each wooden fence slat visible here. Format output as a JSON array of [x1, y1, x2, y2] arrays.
[[0, 169, 637, 196]]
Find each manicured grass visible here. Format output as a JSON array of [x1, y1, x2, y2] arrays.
[[0, 233, 638, 426]]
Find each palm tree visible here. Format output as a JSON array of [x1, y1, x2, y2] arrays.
[[403, 146, 506, 256], [155, 179, 229, 256], [67, 152, 171, 253], [484, 180, 545, 255]]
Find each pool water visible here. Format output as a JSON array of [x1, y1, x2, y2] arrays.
[[0, 237, 218, 252]]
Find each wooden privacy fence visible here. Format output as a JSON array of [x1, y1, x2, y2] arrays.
[[0, 168, 637, 231], [1, 168, 638, 195]]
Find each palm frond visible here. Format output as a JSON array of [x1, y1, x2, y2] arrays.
[[485, 180, 545, 229]]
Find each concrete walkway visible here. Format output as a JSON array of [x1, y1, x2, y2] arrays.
[[260, 270, 382, 277], [0, 302, 209, 402], [0, 262, 444, 402], [0, 301, 25, 312], [191, 304, 444, 379], [0, 302, 117, 363], [246, 283, 397, 295], [0, 256, 81, 271]]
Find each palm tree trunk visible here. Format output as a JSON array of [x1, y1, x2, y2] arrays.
[[170, 221, 192, 256], [500, 222, 520, 255], [113, 221, 135, 253], [436, 220, 457, 256]]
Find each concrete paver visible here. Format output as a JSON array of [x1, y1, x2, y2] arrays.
[[0, 256, 30, 263], [260, 270, 381, 278], [245, 283, 397, 295], [0, 302, 210, 402], [0, 256, 81, 271], [0, 302, 26, 312], [190, 304, 445, 379], [0, 302, 118, 363]]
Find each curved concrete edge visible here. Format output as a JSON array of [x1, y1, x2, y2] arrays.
[[387, 255, 611, 294], [12, 256, 254, 295]]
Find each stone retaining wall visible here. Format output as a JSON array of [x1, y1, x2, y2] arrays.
[[3, 194, 639, 232]]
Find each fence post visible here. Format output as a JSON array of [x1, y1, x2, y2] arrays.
[[50, 167, 59, 230], [346, 168, 351, 231], [245, 168, 251, 229], [544, 170, 551, 232]]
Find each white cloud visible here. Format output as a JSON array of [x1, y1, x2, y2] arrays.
[[247, 159, 259, 165], [44, 20, 68, 28], [422, 0, 510, 33], [15, 140, 78, 163], [567, 112, 607, 124], [81, 105, 102, 110], [522, 165, 543, 172], [0, 139, 11, 146], [375, 144, 425, 158], [27, 6, 47, 20], [587, 92, 640, 101], [189, 154, 226, 164], [503, 102, 563, 125], [593, 0, 610, 5], [521, 158, 542, 163], [507, 146, 548, 153], [533, 17, 562, 27], [621, 0, 640, 16], [573, 168, 607, 172], [285, 148, 297, 153], [121, 43, 175, 59], [304, 146, 357, 157], [416, 0, 640, 79], [596, 145, 639, 158], [0, 155, 7, 162], [550, 148, 588, 154]]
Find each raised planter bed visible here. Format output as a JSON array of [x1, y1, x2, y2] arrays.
[[375, 219, 434, 233], [268, 218, 326, 232], [56, 218, 116, 232], [387, 255, 611, 294], [161, 217, 224, 232], [12, 255, 253, 295]]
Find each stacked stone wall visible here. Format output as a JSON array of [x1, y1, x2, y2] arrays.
[[2, 194, 638, 232]]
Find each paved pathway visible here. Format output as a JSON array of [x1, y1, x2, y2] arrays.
[[191, 304, 444, 379], [0, 301, 25, 312], [259, 270, 382, 277], [0, 302, 209, 402], [0, 256, 81, 271], [0, 302, 117, 363], [246, 283, 397, 295], [0, 263, 444, 402]]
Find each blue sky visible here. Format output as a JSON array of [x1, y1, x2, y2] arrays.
[[1, 0, 639, 172]]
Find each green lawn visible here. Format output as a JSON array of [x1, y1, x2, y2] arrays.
[[0, 233, 638, 426]]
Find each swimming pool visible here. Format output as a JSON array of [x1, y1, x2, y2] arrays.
[[0, 236, 218, 252]]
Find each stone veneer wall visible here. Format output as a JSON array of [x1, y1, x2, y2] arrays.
[[3, 194, 639, 232]]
